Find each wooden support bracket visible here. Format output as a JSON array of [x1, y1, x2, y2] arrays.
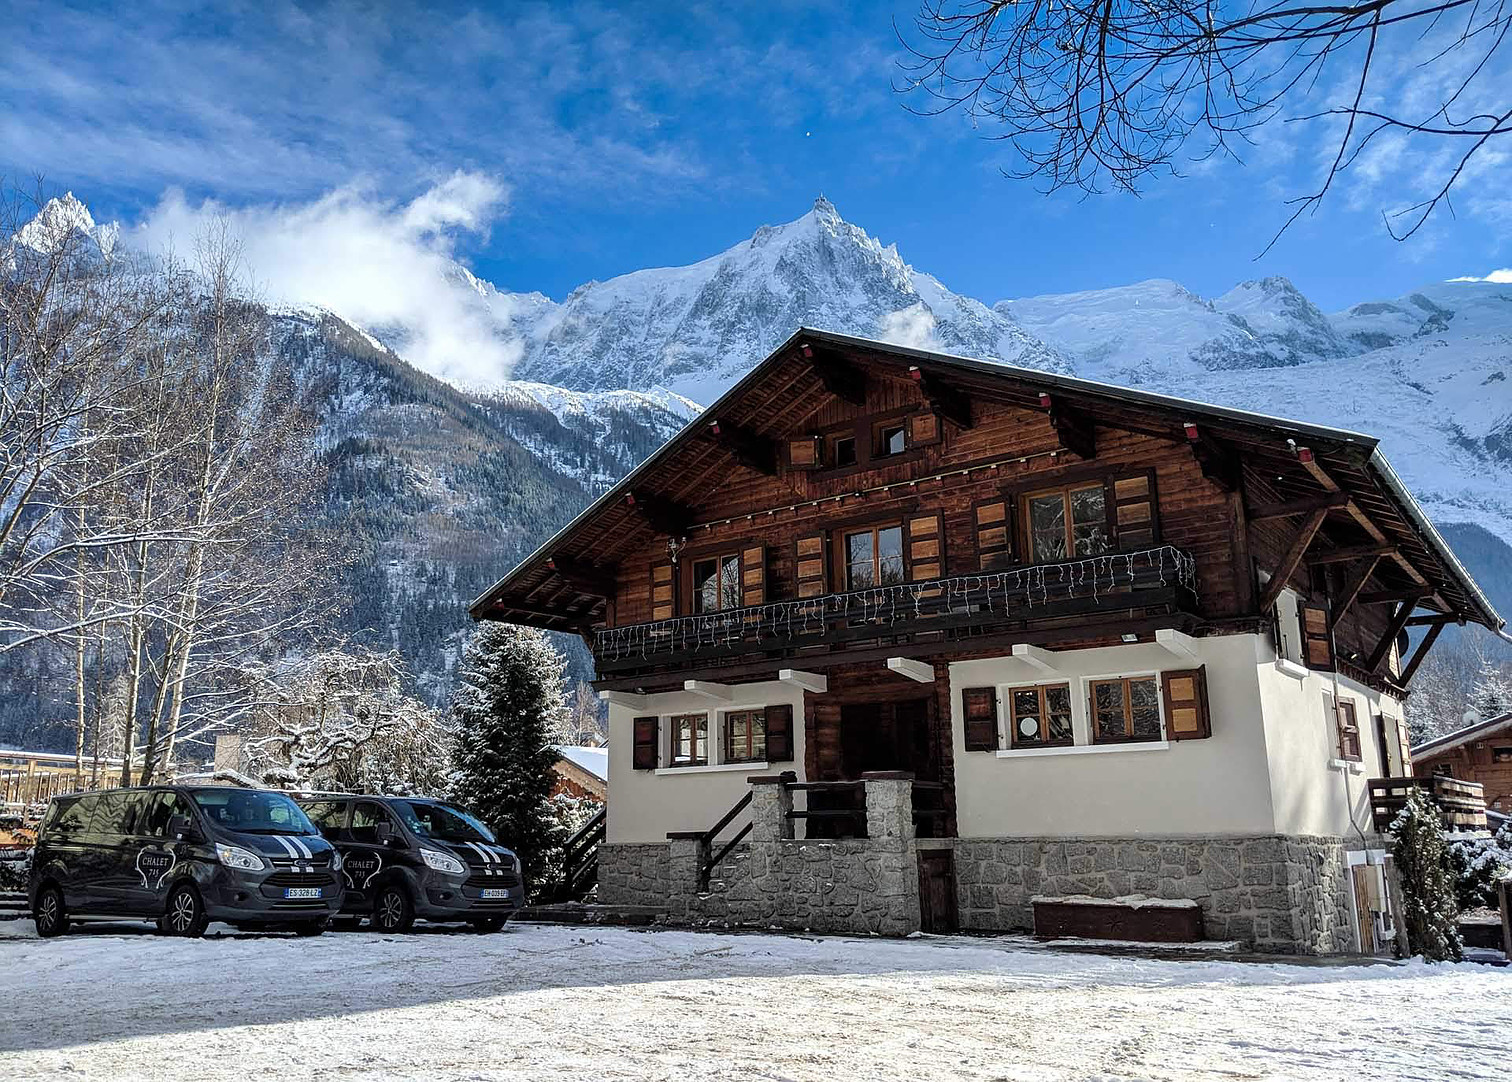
[[624, 491, 694, 537], [1257, 506, 1330, 614], [886, 657, 936, 684], [547, 554, 617, 596], [1331, 555, 1381, 622], [1155, 628, 1202, 664], [1307, 544, 1397, 566], [778, 668, 828, 694], [683, 679, 733, 701], [906, 366, 972, 429], [708, 418, 776, 475], [1367, 599, 1420, 673], [1012, 643, 1059, 673], [1247, 492, 1351, 523], [1039, 394, 1096, 460], [1399, 621, 1446, 684], [802, 344, 866, 405], [1184, 424, 1239, 492]]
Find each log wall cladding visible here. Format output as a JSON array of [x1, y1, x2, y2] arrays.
[[473, 330, 1496, 698]]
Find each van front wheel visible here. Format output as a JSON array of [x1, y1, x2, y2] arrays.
[[372, 886, 414, 933], [34, 884, 68, 938], [161, 884, 208, 938]]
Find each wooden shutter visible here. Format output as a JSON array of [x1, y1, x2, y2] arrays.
[[650, 561, 674, 620], [907, 411, 941, 447], [741, 544, 767, 607], [1111, 470, 1158, 547], [975, 497, 1013, 570], [796, 532, 828, 597], [787, 435, 822, 471], [1301, 604, 1334, 670], [1161, 667, 1211, 741], [632, 717, 659, 770], [908, 512, 943, 581], [962, 687, 998, 751], [765, 703, 794, 762]]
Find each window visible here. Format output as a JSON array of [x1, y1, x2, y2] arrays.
[[845, 525, 904, 589], [1008, 684, 1074, 748], [1025, 483, 1109, 563], [87, 790, 133, 835], [137, 791, 193, 837], [1432, 762, 1455, 778], [301, 800, 348, 839], [1493, 747, 1512, 763], [351, 801, 397, 844], [1091, 676, 1163, 743], [1334, 699, 1362, 761], [874, 422, 907, 458], [831, 435, 857, 468], [49, 797, 94, 841], [693, 553, 741, 613], [669, 713, 708, 766], [724, 709, 768, 763]]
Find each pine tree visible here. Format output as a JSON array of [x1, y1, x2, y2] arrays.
[[1389, 788, 1463, 961], [1469, 660, 1512, 721], [449, 621, 567, 895]]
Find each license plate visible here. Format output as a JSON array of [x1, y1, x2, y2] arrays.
[[480, 888, 512, 899], [283, 887, 322, 899]]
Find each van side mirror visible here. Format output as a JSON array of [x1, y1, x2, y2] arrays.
[[168, 814, 199, 842]]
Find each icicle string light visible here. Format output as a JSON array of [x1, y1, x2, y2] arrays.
[[594, 546, 1198, 663]]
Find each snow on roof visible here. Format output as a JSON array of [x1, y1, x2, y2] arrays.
[[553, 745, 608, 780], [1412, 712, 1512, 759]]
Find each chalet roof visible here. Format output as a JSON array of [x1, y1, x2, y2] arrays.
[[1413, 712, 1512, 760], [470, 327, 1503, 634]]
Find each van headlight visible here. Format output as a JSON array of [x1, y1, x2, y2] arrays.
[[419, 847, 466, 876], [215, 843, 266, 871]]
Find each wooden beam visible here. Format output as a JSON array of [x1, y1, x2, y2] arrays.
[[906, 367, 972, 429], [1297, 447, 1429, 587], [1257, 506, 1330, 613], [707, 418, 776, 475], [1012, 643, 1059, 673], [1331, 555, 1381, 622], [623, 491, 693, 537], [683, 679, 733, 701], [886, 657, 935, 683], [1307, 543, 1397, 566], [1358, 588, 1434, 606], [487, 600, 594, 629], [1406, 614, 1460, 627], [1038, 394, 1095, 460], [1368, 599, 1420, 673], [799, 342, 866, 405], [1183, 424, 1239, 492], [778, 668, 828, 694], [547, 554, 617, 596], [1247, 491, 1351, 523], [1399, 621, 1446, 684]]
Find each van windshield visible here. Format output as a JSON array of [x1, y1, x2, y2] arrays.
[[190, 789, 317, 836], [390, 801, 496, 844]]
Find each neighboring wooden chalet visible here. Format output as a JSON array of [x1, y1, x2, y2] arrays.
[[551, 745, 608, 802], [472, 329, 1503, 954], [1414, 712, 1512, 815]]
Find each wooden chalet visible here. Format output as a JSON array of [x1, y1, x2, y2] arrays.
[[472, 329, 1502, 953]]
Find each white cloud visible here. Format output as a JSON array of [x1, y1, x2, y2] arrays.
[[1447, 268, 1512, 283], [135, 172, 524, 386], [876, 303, 943, 351]]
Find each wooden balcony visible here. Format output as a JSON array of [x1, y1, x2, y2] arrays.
[[593, 544, 1199, 678], [1369, 775, 1488, 833]]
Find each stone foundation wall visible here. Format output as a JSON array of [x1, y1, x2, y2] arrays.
[[953, 834, 1354, 954], [596, 842, 671, 907]]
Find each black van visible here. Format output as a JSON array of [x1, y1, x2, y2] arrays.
[[293, 794, 524, 932], [29, 785, 343, 938]]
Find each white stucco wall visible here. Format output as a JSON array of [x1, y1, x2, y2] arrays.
[[604, 680, 809, 844], [949, 634, 1279, 838]]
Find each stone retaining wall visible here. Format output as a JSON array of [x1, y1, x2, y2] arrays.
[[953, 834, 1354, 953], [596, 842, 671, 908]]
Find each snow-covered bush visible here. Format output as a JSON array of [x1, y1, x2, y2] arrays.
[[1389, 788, 1463, 961], [1443, 822, 1512, 911], [0, 847, 32, 892], [449, 621, 568, 900]]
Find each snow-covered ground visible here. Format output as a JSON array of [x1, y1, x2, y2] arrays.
[[1, 921, 1507, 1081]]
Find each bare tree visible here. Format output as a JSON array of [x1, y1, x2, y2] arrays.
[[899, 0, 1512, 246]]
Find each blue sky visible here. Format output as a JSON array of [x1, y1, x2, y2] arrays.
[[4, 0, 1509, 311]]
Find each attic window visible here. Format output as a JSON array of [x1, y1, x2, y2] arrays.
[[1493, 746, 1512, 763], [832, 435, 857, 468], [874, 422, 906, 458]]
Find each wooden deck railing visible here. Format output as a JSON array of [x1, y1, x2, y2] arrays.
[[1369, 775, 1487, 832], [593, 545, 1198, 674]]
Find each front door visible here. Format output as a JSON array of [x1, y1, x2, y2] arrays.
[[839, 698, 933, 779], [917, 849, 959, 933]]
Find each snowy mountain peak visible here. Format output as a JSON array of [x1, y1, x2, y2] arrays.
[[14, 192, 118, 259]]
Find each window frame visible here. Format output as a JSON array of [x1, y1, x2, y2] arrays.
[[872, 420, 908, 459], [1088, 674, 1165, 745], [830, 433, 858, 469], [1006, 682, 1075, 749], [1334, 698, 1362, 762], [667, 712, 709, 767], [1022, 481, 1111, 565], [723, 708, 768, 764], [691, 551, 742, 614], [843, 523, 906, 591]]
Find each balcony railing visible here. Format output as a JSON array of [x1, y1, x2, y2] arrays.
[[1369, 775, 1488, 833], [594, 544, 1198, 673]]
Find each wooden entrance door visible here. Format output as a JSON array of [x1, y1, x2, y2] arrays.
[[1352, 864, 1379, 954], [839, 698, 933, 779], [917, 849, 958, 933]]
